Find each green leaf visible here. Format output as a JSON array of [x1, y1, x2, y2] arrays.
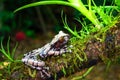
[[75, 52, 84, 61], [7, 37, 10, 56], [0, 38, 13, 62], [11, 42, 18, 59], [14, 0, 101, 27], [72, 66, 94, 80], [62, 67, 66, 76], [115, 0, 120, 6], [14, 1, 72, 13]]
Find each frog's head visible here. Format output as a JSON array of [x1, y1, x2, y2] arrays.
[[50, 31, 70, 49], [51, 31, 69, 43]]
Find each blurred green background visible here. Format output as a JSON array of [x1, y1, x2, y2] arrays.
[[0, 0, 114, 40], [0, 0, 73, 40]]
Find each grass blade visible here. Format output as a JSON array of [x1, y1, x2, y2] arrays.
[[7, 37, 11, 56], [0, 39, 13, 62], [11, 42, 18, 59], [72, 66, 94, 80], [14, 1, 72, 13]]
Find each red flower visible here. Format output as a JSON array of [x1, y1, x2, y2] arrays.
[[15, 31, 26, 41]]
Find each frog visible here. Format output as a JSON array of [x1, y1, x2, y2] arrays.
[[22, 31, 72, 78]]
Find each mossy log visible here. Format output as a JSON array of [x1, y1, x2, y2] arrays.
[[25, 21, 120, 80], [33, 21, 120, 80]]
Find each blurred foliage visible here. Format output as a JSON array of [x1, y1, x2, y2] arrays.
[[1, 0, 118, 40], [0, 0, 72, 40], [115, 0, 120, 7], [0, 0, 34, 40]]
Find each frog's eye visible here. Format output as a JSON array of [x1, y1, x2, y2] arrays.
[[59, 36, 64, 42]]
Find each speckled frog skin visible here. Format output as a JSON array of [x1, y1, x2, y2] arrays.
[[22, 31, 71, 78]]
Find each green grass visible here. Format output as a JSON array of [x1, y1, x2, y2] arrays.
[[0, 37, 22, 79], [0, 37, 21, 62]]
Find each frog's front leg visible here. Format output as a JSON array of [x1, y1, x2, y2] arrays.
[[47, 45, 72, 56], [39, 43, 51, 58]]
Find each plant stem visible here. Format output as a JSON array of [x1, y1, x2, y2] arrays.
[[68, 0, 101, 28], [0, 50, 13, 62]]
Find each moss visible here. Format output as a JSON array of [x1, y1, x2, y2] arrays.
[[43, 19, 120, 79]]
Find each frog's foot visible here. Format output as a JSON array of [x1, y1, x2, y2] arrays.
[[39, 67, 51, 78]]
